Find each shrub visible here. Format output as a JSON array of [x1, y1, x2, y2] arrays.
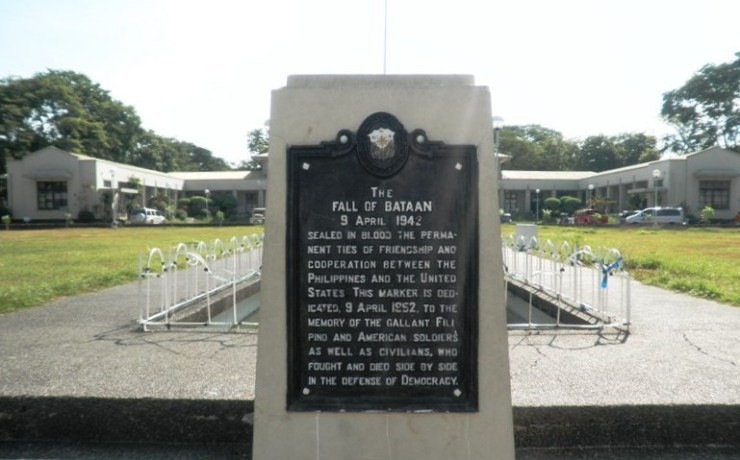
[[213, 194, 238, 218], [78, 209, 95, 222], [544, 197, 561, 212], [2, 215, 10, 230], [700, 206, 715, 224], [163, 204, 176, 221], [513, 211, 535, 222], [188, 196, 210, 219], [147, 192, 171, 214], [215, 210, 225, 226], [541, 209, 557, 224], [560, 196, 582, 215]]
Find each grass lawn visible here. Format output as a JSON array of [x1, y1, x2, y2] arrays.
[[503, 224, 740, 307], [1, 225, 738, 314], [0, 226, 262, 314]]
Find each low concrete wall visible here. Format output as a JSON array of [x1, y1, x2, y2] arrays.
[[514, 405, 740, 448], [0, 396, 254, 445], [506, 279, 591, 325], [2, 396, 739, 451], [175, 280, 261, 324]]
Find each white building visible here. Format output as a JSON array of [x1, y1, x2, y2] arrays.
[[500, 146, 740, 221], [4, 145, 739, 222], [5, 146, 266, 221]]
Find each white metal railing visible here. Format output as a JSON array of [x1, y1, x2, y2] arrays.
[[502, 234, 631, 331], [138, 234, 263, 331]]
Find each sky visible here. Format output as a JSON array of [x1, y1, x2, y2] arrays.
[[0, 0, 738, 166]]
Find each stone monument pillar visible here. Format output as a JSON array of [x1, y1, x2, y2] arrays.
[[253, 75, 514, 459]]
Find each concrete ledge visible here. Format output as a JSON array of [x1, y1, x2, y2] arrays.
[[176, 279, 261, 323], [514, 405, 740, 448], [506, 279, 592, 325], [0, 396, 254, 445], [3, 396, 738, 450]]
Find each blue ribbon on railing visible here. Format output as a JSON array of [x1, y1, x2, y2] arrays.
[[601, 257, 623, 288]]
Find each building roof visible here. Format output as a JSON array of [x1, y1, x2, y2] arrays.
[[685, 145, 737, 159], [68, 151, 178, 178], [168, 171, 258, 181], [502, 170, 596, 180]]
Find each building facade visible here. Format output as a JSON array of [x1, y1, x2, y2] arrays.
[[5, 146, 266, 221], [500, 147, 740, 221], [4, 145, 739, 223]]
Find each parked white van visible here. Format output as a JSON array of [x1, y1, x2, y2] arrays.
[[625, 207, 685, 225], [130, 208, 166, 224]]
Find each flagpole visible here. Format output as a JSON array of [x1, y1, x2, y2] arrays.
[[383, 0, 388, 74]]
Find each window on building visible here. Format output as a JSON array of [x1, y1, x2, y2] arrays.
[[504, 192, 518, 213], [37, 181, 68, 210], [699, 180, 730, 210], [244, 192, 258, 206]]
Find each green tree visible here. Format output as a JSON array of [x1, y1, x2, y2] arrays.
[[0, 70, 143, 172], [130, 130, 173, 171], [0, 69, 231, 174], [499, 125, 577, 171], [178, 141, 230, 171], [661, 52, 740, 153], [575, 135, 618, 172], [614, 133, 659, 165], [247, 128, 269, 154], [575, 133, 657, 172], [541, 131, 579, 171], [500, 125, 653, 172], [237, 128, 269, 170], [132, 133, 229, 172]]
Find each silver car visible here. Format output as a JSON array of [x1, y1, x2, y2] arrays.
[[625, 207, 684, 225]]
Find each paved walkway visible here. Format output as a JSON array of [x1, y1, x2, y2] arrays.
[[2, 277, 738, 406], [0, 281, 259, 402], [1, 275, 739, 457], [508, 282, 740, 408]]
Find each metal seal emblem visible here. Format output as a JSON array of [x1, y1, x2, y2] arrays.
[[368, 127, 396, 160], [357, 112, 409, 177]]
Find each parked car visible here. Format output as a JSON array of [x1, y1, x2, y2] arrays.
[[625, 207, 685, 225], [573, 209, 599, 225], [249, 207, 266, 225], [617, 210, 638, 223], [130, 208, 166, 225]]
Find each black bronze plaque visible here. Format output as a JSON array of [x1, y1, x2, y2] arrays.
[[287, 112, 478, 412]]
